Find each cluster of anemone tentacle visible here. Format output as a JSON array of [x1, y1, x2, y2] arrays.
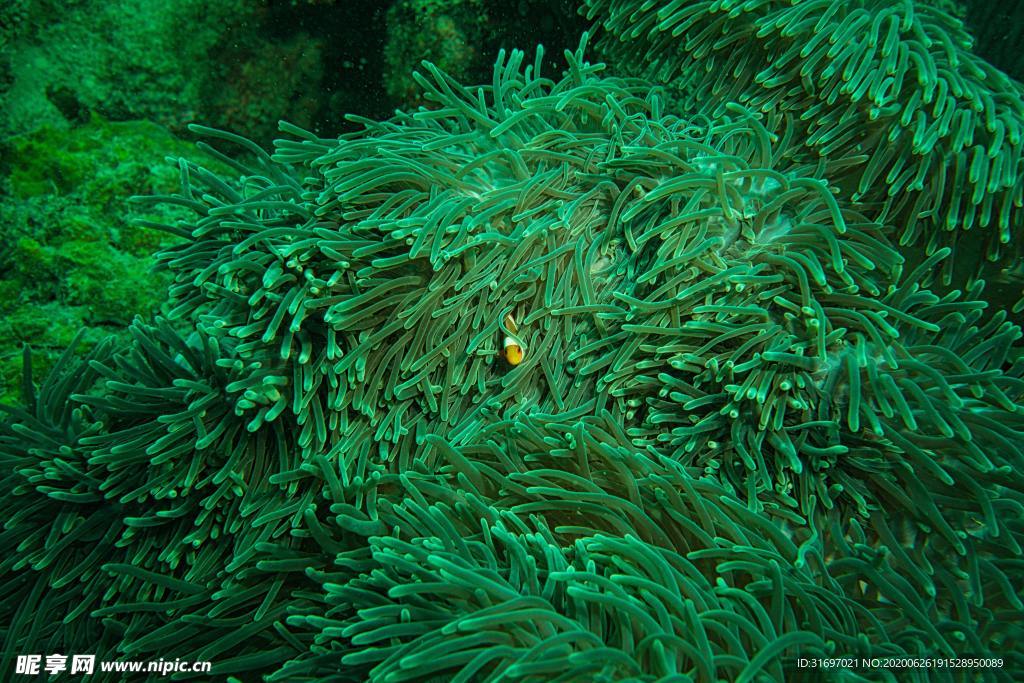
[[1, 15, 1023, 683]]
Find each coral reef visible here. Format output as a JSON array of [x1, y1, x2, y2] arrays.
[[0, 0, 334, 146], [0, 0, 253, 137], [1, 0, 584, 147], [1, 27, 1022, 681], [0, 116, 223, 404]]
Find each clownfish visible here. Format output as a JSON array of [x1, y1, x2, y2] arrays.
[[502, 313, 524, 366]]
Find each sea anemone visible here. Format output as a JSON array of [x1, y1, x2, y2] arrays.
[[583, 0, 1024, 278], [2, 20, 1022, 683]]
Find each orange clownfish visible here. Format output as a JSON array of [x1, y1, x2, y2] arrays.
[[502, 313, 524, 366]]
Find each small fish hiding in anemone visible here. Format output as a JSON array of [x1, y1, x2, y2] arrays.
[[502, 312, 524, 366]]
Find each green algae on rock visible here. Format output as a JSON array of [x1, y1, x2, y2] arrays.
[[0, 116, 218, 405]]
